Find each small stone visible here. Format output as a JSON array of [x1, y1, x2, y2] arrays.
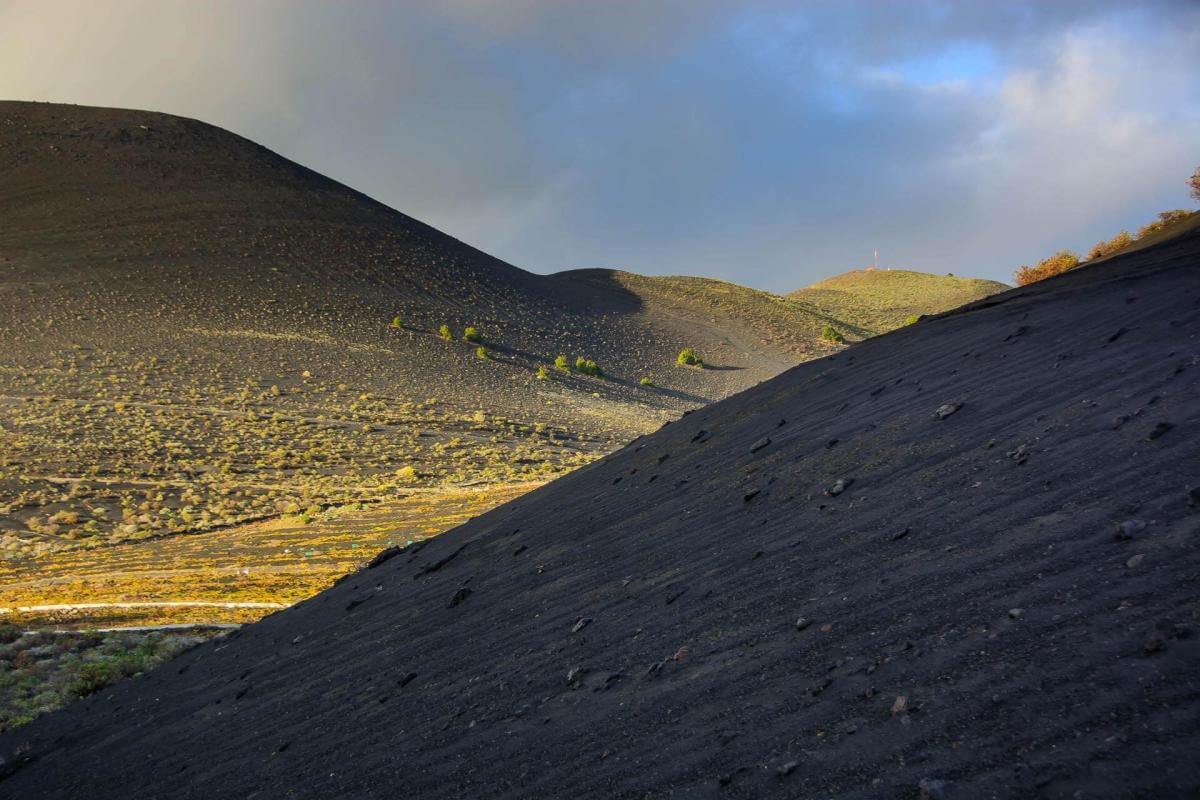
[[448, 586, 473, 607], [891, 527, 910, 541], [1008, 608, 1023, 619], [891, 695, 908, 715], [566, 667, 585, 685], [1115, 520, 1146, 541], [777, 760, 799, 778], [1126, 554, 1145, 569], [827, 478, 853, 496], [933, 403, 961, 420], [1147, 421, 1173, 440], [571, 617, 593, 634], [795, 617, 811, 631], [750, 437, 771, 453]]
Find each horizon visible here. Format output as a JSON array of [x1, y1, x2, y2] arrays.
[[2, 1, 1198, 291]]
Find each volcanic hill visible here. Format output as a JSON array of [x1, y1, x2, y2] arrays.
[[0, 100, 1003, 566], [1, 202, 1196, 798]]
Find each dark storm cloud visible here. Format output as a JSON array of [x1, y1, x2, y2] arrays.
[[2, 1, 1197, 289]]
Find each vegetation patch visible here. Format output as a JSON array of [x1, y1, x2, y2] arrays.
[[821, 326, 846, 344], [574, 358, 603, 377], [676, 348, 703, 367], [0, 627, 222, 731]]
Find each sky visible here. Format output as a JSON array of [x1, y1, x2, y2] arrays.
[[2, 1, 1198, 291]]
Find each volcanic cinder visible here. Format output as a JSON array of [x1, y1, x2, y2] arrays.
[[0, 203, 1196, 798]]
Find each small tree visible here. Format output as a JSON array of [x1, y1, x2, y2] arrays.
[[537, 366, 550, 381], [676, 348, 702, 367], [821, 326, 845, 344], [439, 324, 453, 340], [554, 354, 570, 371], [1189, 166, 1200, 202], [463, 327, 481, 343]]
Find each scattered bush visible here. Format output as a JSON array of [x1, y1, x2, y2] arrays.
[[1136, 210, 1192, 240], [820, 326, 845, 344], [1014, 250, 1080, 286], [439, 324, 453, 340], [1087, 230, 1133, 261], [904, 314, 919, 326], [575, 357, 602, 377], [396, 465, 418, 482], [536, 366, 550, 381], [639, 376, 654, 386], [475, 346, 488, 360], [463, 327, 481, 343], [554, 355, 570, 371], [676, 348, 702, 367], [1190, 165, 1199, 201], [390, 316, 402, 329], [0, 624, 20, 645]]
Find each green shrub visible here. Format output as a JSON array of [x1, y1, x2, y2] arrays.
[[439, 324, 453, 340], [536, 366, 550, 381], [575, 357, 602, 377], [0, 624, 21, 644], [463, 327, 481, 343], [676, 348, 702, 367], [639, 376, 654, 386], [70, 661, 118, 698], [554, 354, 570, 371], [475, 346, 489, 360], [821, 326, 845, 344], [390, 316, 402, 329], [904, 314, 919, 326]]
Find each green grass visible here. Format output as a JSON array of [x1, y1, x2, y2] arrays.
[[791, 270, 1008, 335], [676, 348, 702, 367]]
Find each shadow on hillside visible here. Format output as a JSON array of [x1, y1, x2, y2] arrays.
[[548, 269, 646, 314]]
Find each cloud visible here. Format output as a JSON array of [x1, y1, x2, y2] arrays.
[[1, 0, 1197, 290]]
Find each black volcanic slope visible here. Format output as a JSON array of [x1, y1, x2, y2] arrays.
[[2, 197, 1199, 798]]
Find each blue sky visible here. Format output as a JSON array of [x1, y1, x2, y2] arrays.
[[2, 0, 1197, 291]]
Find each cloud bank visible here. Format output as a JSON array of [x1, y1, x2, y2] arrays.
[[2, 0, 1197, 290]]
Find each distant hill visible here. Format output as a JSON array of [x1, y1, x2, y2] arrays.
[[3, 203, 1196, 799], [790, 269, 1009, 336], [0, 101, 1004, 563]]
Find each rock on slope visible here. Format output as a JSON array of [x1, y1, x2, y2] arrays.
[[2, 174, 1199, 800]]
